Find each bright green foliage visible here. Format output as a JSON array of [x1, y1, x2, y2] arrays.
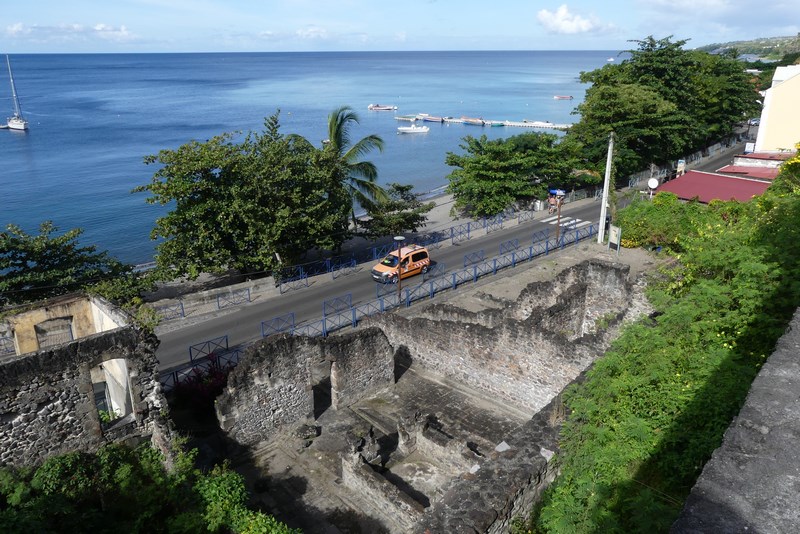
[[359, 183, 435, 240], [0, 443, 296, 533], [531, 162, 800, 532], [446, 132, 592, 217], [323, 105, 389, 229], [568, 36, 760, 179], [135, 111, 353, 280], [0, 222, 131, 305]]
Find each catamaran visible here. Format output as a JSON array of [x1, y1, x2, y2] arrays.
[[6, 55, 28, 131]]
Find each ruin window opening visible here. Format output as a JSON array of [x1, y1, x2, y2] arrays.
[[310, 359, 332, 419], [34, 316, 74, 349], [90, 358, 135, 429]]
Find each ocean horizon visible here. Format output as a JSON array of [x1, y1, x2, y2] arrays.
[[2, 50, 620, 264]]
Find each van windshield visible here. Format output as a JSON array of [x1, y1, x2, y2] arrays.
[[380, 255, 399, 267]]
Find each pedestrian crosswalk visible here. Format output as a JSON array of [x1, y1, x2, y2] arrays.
[[540, 215, 593, 229]]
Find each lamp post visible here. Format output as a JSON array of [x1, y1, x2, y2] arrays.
[[598, 132, 615, 244], [393, 235, 405, 303]]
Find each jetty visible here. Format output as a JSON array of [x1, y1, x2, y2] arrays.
[[388, 113, 571, 130]]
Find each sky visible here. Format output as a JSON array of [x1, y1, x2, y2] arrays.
[[2, 0, 797, 54]]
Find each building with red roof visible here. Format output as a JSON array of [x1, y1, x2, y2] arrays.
[[656, 170, 770, 204]]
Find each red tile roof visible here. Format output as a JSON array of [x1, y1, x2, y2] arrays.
[[716, 165, 779, 180], [657, 170, 770, 203]]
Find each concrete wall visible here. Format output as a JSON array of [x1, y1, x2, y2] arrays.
[[216, 328, 395, 446], [755, 67, 800, 153], [0, 325, 165, 467]]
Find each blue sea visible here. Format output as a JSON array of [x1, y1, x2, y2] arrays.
[[2, 51, 618, 264]]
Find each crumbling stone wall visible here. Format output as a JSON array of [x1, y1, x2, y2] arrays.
[[0, 326, 165, 467], [217, 328, 394, 446], [370, 260, 634, 413], [416, 392, 564, 533]]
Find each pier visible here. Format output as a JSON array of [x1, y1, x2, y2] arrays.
[[431, 115, 570, 130]]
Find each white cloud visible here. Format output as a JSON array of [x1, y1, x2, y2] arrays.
[[296, 26, 329, 40], [93, 24, 134, 42], [4, 22, 135, 43], [537, 5, 596, 34]]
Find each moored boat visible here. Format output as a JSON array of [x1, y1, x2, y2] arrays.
[[397, 124, 430, 134], [5, 55, 27, 131], [394, 114, 418, 122], [367, 104, 397, 111], [422, 115, 444, 123], [553, 95, 573, 100], [461, 116, 484, 126]]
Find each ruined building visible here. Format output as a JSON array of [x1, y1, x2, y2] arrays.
[[0, 293, 171, 467], [216, 259, 652, 532]]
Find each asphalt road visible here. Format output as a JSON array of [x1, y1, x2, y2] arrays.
[[156, 138, 747, 372], [156, 199, 605, 371]]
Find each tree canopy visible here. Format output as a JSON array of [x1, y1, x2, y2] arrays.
[[0, 222, 130, 306], [571, 36, 760, 178], [358, 183, 435, 240], [134, 112, 354, 279], [445, 132, 593, 217]]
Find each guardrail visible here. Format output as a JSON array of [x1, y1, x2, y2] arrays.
[[166, 221, 598, 383]]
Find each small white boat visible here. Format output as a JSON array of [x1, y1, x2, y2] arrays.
[[553, 95, 573, 100], [394, 114, 418, 122], [5, 55, 28, 131], [367, 104, 397, 111], [607, 57, 615, 62], [397, 125, 429, 134]]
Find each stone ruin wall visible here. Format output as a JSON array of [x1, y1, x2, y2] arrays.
[[340, 453, 426, 533], [0, 326, 167, 467], [216, 328, 395, 446], [371, 260, 635, 413]]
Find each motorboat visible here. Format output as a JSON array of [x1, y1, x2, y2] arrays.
[[367, 104, 397, 111], [422, 115, 444, 123], [397, 125, 430, 134], [553, 95, 574, 100], [461, 116, 484, 126], [5, 55, 27, 131], [394, 114, 418, 122]]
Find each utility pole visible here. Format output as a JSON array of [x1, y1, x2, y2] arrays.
[[597, 132, 614, 244]]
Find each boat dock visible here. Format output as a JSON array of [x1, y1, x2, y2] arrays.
[[432, 115, 570, 130]]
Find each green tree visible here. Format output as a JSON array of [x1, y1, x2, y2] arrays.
[[134, 112, 352, 279], [445, 132, 591, 217], [0, 222, 130, 305], [324, 105, 389, 228], [358, 183, 435, 240], [568, 35, 760, 180]]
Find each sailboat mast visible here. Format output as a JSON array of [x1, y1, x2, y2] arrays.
[[6, 54, 23, 118]]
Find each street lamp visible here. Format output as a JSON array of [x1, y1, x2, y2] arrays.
[[393, 235, 405, 302]]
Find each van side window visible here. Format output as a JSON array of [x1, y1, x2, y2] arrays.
[[411, 252, 427, 262]]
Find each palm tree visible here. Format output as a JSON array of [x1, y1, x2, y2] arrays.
[[325, 105, 389, 229]]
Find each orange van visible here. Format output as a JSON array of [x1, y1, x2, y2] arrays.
[[371, 244, 431, 283]]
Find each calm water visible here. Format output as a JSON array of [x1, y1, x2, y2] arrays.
[[2, 51, 617, 264]]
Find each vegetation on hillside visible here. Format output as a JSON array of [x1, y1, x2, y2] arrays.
[[0, 441, 298, 533], [511, 149, 800, 532], [696, 34, 800, 59]]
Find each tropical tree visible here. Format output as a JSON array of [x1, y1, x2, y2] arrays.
[[0, 222, 131, 306], [134, 112, 352, 279], [445, 132, 593, 217], [323, 106, 389, 228], [568, 35, 760, 180], [358, 183, 435, 240]]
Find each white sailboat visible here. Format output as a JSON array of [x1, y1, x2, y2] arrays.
[[6, 55, 28, 131]]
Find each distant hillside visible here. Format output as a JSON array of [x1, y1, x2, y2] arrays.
[[697, 35, 800, 59]]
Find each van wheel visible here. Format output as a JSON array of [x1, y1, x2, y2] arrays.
[[390, 275, 398, 284], [422, 265, 429, 274]]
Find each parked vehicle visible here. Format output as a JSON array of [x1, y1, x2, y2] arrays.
[[371, 244, 431, 283]]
